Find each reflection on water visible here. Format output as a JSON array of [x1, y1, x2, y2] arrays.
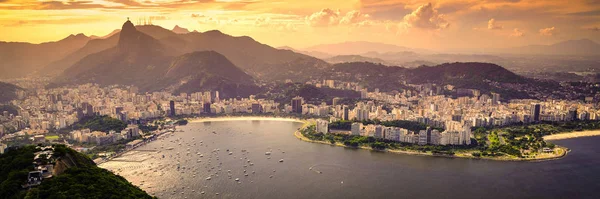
[[99, 120, 600, 199]]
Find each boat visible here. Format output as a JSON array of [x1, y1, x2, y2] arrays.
[[205, 177, 211, 180], [235, 178, 240, 181], [265, 152, 271, 155], [279, 159, 284, 162]]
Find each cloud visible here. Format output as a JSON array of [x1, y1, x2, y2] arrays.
[[539, 27, 556, 36], [305, 9, 371, 27], [253, 17, 297, 31], [149, 16, 168, 21], [403, 3, 449, 30], [510, 28, 524, 37], [339, 10, 370, 25], [37, 1, 108, 10], [487, 18, 502, 30], [305, 8, 340, 27], [254, 17, 271, 27], [105, 0, 143, 6]]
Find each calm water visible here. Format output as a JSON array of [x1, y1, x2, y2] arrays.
[[99, 120, 600, 199]]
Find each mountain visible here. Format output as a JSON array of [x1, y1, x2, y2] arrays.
[[90, 29, 120, 39], [0, 81, 22, 103], [304, 41, 428, 55], [41, 25, 187, 76], [329, 62, 535, 99], [53, 20, 257, 98], [407, 62, 526, 85], [0, 34, 90, 78], [163, 51, 258, 97], [277, 46, 333, 59], [165, 30, 329, 81], [172, 25, 191, 34], [502, 39, 600, 55], [325, 55, 389, 65], [44, 22, 328, 83]]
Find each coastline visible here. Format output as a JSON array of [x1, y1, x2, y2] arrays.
[[101, 116, 569, 165], [293, 122, 568, 162], [188, 116, 305, 123], [544, 130, 600, 141]]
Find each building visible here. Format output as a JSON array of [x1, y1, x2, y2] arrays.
[[532, 104, 541, 122], [351, 123, 362, 136], [291, 97, 303, 114], [316, 120, 329, 134], [251, 103, 263, 114], [374, 125, 384, 139], [343, 106, 349, 121], [332, 97, 340, 107], [491, 93, 500, 105], [203, 102, 212, 114], [169, 100, 176, 116]]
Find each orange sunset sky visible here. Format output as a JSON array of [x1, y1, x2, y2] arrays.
[[0, 0, 599, 50]]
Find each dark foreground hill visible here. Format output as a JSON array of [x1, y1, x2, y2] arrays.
[[0, 145, 154, 199]]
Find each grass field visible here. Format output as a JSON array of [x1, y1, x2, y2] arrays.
[[45, 135, 60, 140]]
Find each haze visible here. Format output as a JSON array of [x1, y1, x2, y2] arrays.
[[1, 0, 599, 51]]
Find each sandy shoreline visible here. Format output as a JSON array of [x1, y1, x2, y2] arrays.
[[188, 116, 305, 123], [544, 130, 600, 141]]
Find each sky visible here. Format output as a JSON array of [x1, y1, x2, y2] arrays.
[[0, 0, 599, 50]]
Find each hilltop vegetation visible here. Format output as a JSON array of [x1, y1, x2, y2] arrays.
[[67, 115, 127, 133], [0, 145, 154, 199], [258, 83, 360, 105], [0, 82, 22, 103]]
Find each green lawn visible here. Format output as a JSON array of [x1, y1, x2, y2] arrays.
[[45, 135, 60, 140]]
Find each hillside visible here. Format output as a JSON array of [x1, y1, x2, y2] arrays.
[[501, 39, 600, 55], [53, 20, 258, 97], [407, 62, 526, 84], [329, 62, 540, 99], [164, 51, 259, 98], [325, 55, 389, 65], [0, 81, 22, 103], [0, 34, 90, 78], [53, 21, 171, 91], [0, 145, 154, 199], [304, 41, 418, 55], [258, 83, 361, 105]]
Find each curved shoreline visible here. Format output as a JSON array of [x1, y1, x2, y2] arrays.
[[292, 121, 568, 162], [544, 130, 600, 141], [188, 116, 305, 123]]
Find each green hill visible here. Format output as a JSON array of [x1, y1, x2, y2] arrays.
[[0, 81, 22, 103], [0, 145, 154, 199]]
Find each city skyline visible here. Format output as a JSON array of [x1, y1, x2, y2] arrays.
[[1, 0, 599, 50]]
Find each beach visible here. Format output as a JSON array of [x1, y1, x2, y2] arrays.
[[544, 130, 600, 141], [188, 116, 305, 123]]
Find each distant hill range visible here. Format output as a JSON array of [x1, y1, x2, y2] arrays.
[[324, 55, 390, 65], [50, 20, 258, 98], [303, 41, 431, 55], [0, 34, 90, 78], [329, 62, 540, 99], [0, 81, 22, 103], [499, 39, 600, 55]]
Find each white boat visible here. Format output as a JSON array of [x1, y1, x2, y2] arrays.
[[235, 178, 240, 181], [205, 177, 211, 180], [279, 159, 284, 162], [265, 152, 271, 155]]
